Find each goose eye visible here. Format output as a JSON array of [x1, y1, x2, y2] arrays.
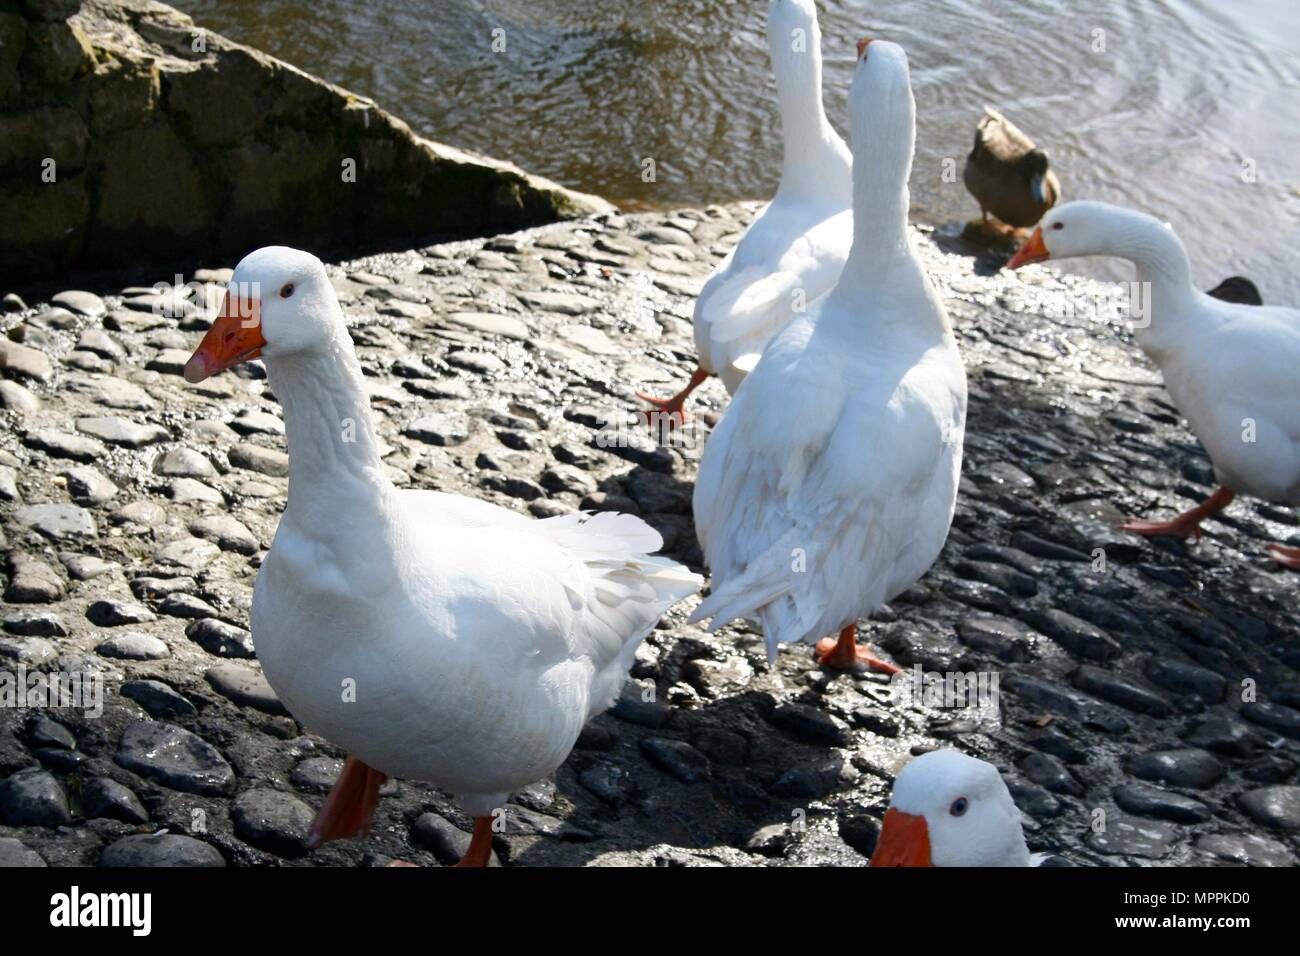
[[949, 797, 969, 817], [280, 283, 295, 299], [1051, 222, 1064, 231]]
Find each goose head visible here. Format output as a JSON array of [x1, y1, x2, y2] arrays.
[[850, 38, 915, 175], [870, 750, 1030, 867], [184, 246, 338, 383], [1007, 199, 1165, 269]]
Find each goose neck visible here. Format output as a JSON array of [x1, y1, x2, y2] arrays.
[[264, 333, 391, 528]]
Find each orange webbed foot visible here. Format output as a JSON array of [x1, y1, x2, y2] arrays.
[[814, 626, 900, 675]]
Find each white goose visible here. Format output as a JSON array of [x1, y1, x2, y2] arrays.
[[1009, 201, 1300, 569], [638, 0, 853, 422], [690, 39, 967, 672], [870, 750, 1034, 867], [183, 247, 701, 866]]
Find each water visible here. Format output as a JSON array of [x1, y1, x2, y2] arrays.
[[172, 0, 1300, 300]]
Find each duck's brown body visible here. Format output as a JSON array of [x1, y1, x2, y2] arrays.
[[963, 108, 1060, 229]]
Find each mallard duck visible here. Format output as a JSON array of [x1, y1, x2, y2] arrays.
[[963, 107, 1061, 235], [870, 750, 1035, 867], [183, 247, 702, 865], [637, 0, 853, 425], [690, 39, 967, 672], [1009, 202, 1299, 569]]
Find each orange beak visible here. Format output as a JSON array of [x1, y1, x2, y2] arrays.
[[1007, 227, 1050, 270], [869, 808, 933, 866], [857, 37, 872, 60], [184, 291, 266, 383]]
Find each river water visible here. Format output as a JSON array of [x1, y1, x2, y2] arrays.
[[172, 0, 1300, 300]]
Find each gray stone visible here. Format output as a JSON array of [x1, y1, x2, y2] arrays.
[[1018, 752, 1084, 796], [1195, 832, 1294, 867], [1086, 812, 1175, 859], [63, 466, 119, 505], [186, 618, 255, 658], [445, 350, 506, 376], [639, 738, 711, 783], [189, 514, 259, 554], [1071, 666, 1170, 716], [27, 715, 75, 750], [156, 447, 217, 478], [231, 789, 315, 856], [1237, 786, 1300, 831], [1240, 702, 1300, 741], [158, 592, 218, 619], [1026, 609, 1120, 661], [120, 679, 196, 719], [956, 615, 1035, 661], [516, 290, 599, 315], [83, 778, 149, 824], [768, 702, 851, 747], [0, 380, 40, 412], [0, 838, 46, 867], [1128, 748, 1225, 789], [1144, 658, 1226, 700], [25, 429, 106, 462], [100, 833, 225, 867], [4, 553, 65, 603], [1184, 713, 1263, 757], [228, 443, 289, 477], [76, 328, 125, 360], [229, 410, 284, 436], [204, 663, 288, 716], [169, 478, 224, 503], [76, 416, 168, 448], [768, 758, 843, 799], [444, 312, 530, 340], [60, 552, 115, 580], [115, 500, 167, 527], [87, 598, 156, 626], [15, 502, 97, 541], [412, 813, 499, 866], [3, 610, 67, 637], [114, 720, 237, 796], [52, 290, 106, 317], [405, 413, 470, 446], [71, 375, 155, 411], [96, 631, 170, 661], [0, 339, 53, 382], [0, 768, 71, 827], [289, 756, 346, 793], [154, 536, 221, 571], [0, 464, 18, 502], [1114, 782, 1212, 824], [0, 635, 58, 666]]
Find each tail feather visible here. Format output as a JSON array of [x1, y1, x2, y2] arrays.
[[535, 510, 701, 719], [687, 526, 810, 640]]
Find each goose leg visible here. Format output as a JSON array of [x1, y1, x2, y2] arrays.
[[306, 755, 387, 849], [636, 366, 709, 426], [1266, 544, 1300, 570], [1120, 486, 1236, 541], [453, 816, 496, 867], [814, 624, 900, 675]]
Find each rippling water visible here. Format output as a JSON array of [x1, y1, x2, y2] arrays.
[[173, 0, 1300, 300]]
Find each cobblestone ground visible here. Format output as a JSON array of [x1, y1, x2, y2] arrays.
[[1, 203, 1297, 867]]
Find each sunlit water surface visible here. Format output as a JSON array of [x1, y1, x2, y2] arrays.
[[174, 0, 1300, 300]]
